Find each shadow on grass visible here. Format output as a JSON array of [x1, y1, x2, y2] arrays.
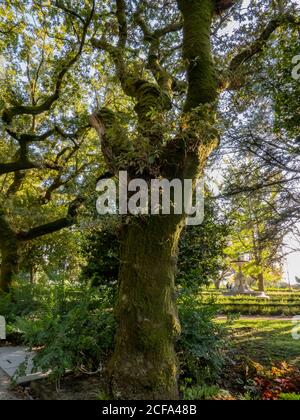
[[228, 321, 300, 368]]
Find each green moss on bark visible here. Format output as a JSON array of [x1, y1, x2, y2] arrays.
[[99, 0, 221, 400], [107, 216, 185, 400], [177, 0, 218, 111]]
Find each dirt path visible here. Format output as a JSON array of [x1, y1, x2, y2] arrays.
[[217, 316, 294, 321], [0, 368, 18, 400]]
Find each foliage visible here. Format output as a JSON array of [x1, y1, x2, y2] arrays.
[[177, 199, 229, 288], [19, 229, 86, 284], [279, 393, 300, 401], [202, 289, 300, 316], [15, 285, 116, 382], [81, 226, 120, 288], [0, 282, 49, 324], [2, 281, 230, 390], [0, 0, 299, 399], [181, 382, 222, 400], [253, 362, 300, 400], [260, 26, 300, 138], [223, 163, 284, 290]]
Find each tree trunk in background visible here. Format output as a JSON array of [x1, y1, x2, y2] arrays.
[[0, 207, 20, 293], [214, 278, 222, 290], [0, 239, 19, 293], [30, 264, 37, 284], [258, 272, 265, 292], [108, 216, 185, 399]]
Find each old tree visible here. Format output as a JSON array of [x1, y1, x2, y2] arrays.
[[0, 0, 299, 399]]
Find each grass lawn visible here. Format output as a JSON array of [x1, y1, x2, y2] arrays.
[[219, 319, 300, 368]]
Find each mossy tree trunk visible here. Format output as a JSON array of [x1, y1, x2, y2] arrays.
[[0, 237, 19, 294], [91, 0, 220, 400], [108, 216, 185, 399]]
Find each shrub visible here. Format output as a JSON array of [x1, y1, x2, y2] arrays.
[[181, 383, 222, 400], [252, 362, 300, 400], [279, 393, 300, 400], [0, 283, 45, 323], [6, 280, 229, 391], [200, 290, 300, 316], [16, 286, 116, 383], [177, 291, 228, 386], [81, 227, 120, 288]]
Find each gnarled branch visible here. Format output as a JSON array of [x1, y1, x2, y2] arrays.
[[0, 160, 60, 176], [133, 9, 182, 93], [16, 197, 84, 242], [227, 14, 299, 89]]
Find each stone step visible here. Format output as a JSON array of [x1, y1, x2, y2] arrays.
[[0, 347, 48, 384]]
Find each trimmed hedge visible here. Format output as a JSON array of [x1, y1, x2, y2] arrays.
[[201, 290, 300, 316]]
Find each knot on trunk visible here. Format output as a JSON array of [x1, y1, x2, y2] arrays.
[[134, 81, 172, 119], [89, 108, 133, 173]]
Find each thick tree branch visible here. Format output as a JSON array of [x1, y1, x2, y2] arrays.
[[89, 109, 132, 174], [133, 9, 182, 93], [42, 160, 88, 204], [177, 0, 218, 111], [116, 0, 128, 49], [6, 172, 26, 197], [16, 197, 84, 242], [0, 160, 60, 176], [91, 1, 138, 97], [1, 124, 89, 176], [227, 14, 299, 88], [6, 128, 55, 143]]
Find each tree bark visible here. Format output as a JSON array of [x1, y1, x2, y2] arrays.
[[258, 272, 265, 292], [108, 216, 185, 400], [92, 0, 219, 400]]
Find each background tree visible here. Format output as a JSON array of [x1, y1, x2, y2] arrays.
[[223, 162, 285, 291], [177, 196, 229, 290], [0, 0, 100, 292]]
